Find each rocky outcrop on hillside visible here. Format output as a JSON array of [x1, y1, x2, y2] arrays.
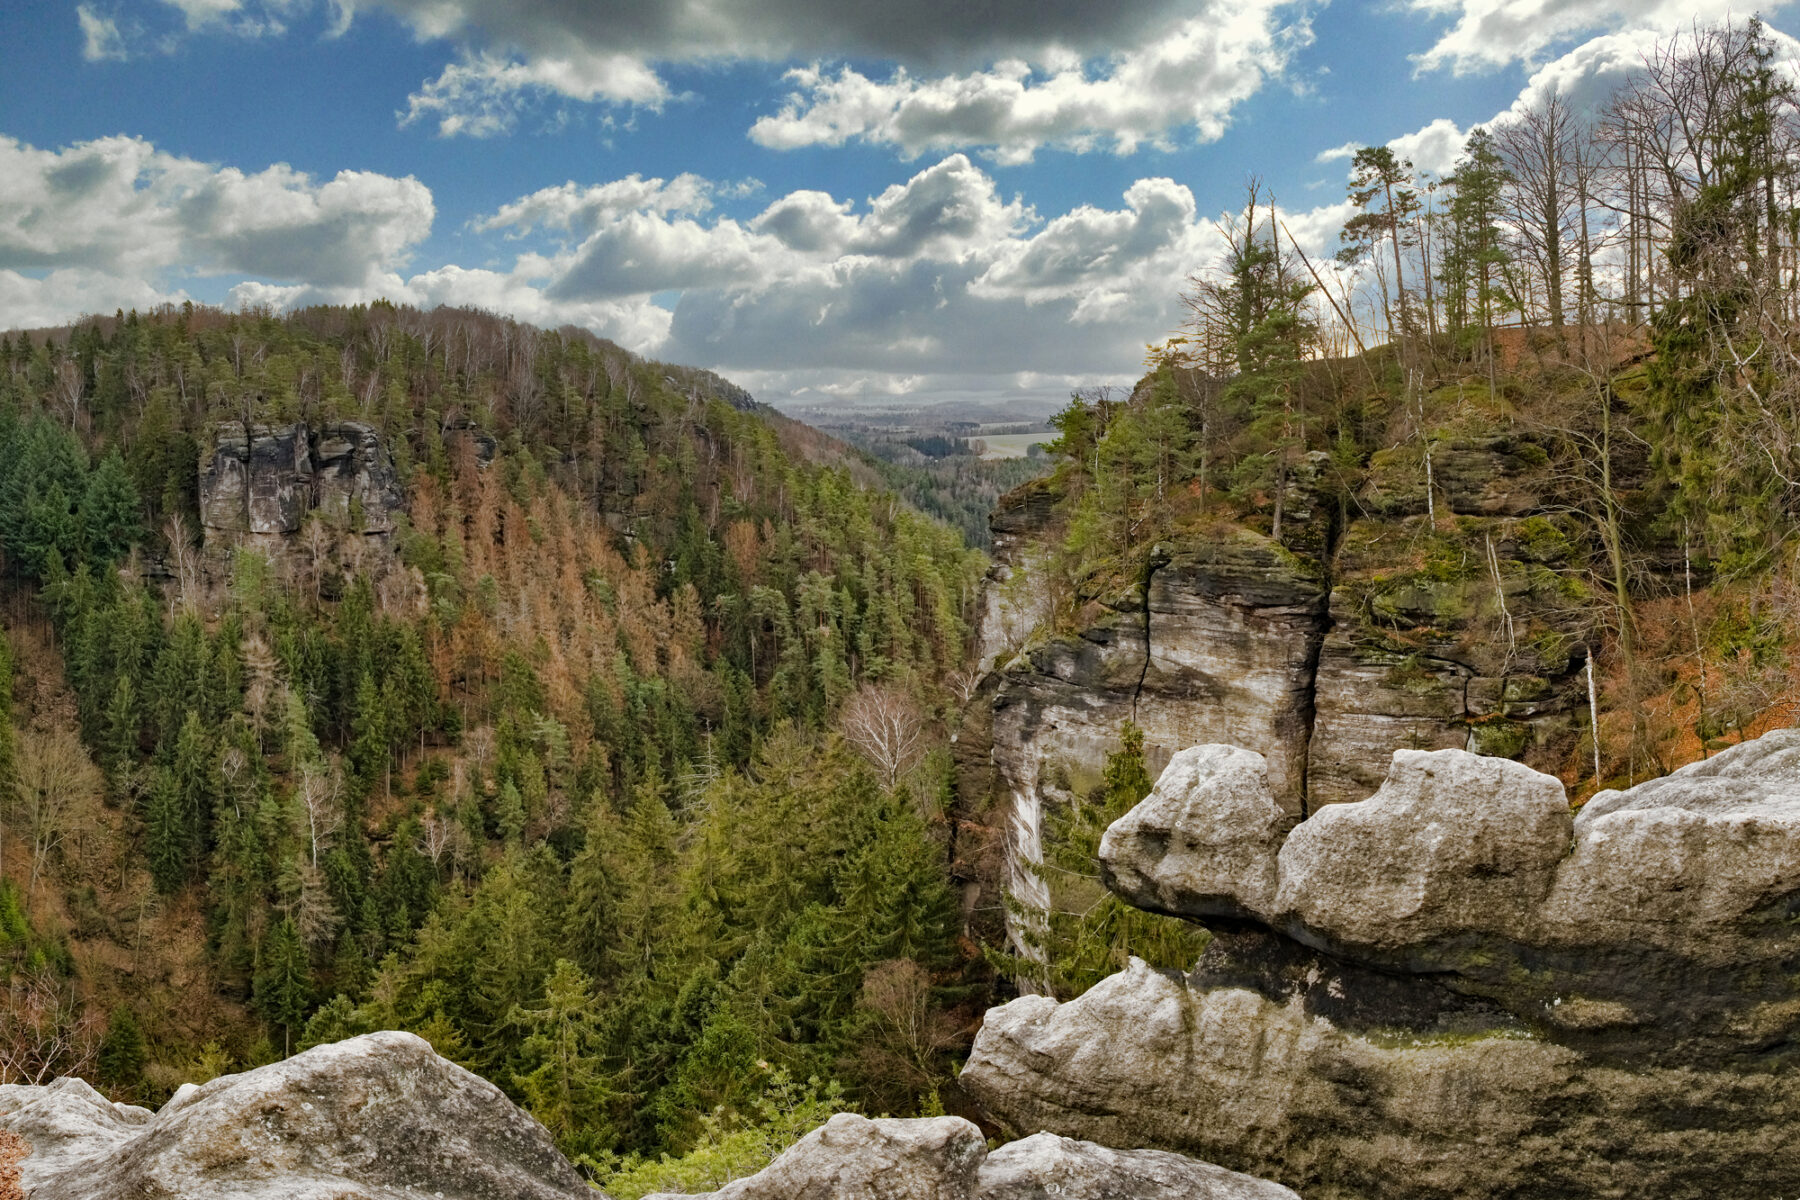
[[966, 437, 1599, 959], [200, 420, 404, 540], [644, 1112, 1299, 1200], [963, 733, 1800, 1198], [0, 1031, 591, 1200]]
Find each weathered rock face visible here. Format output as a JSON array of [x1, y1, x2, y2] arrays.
[[964, 734, 1800, 1198], [644, 1112, 1298, 1200], [0, 1031, 591, 1200], [1305, 513, 1592, 807], [1097, 744, 1289, 922], [968, 453, 1598, 960], [987, 529, 1329, 820], [200, 420, 404, 539]]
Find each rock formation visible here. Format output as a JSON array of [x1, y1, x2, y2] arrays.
[[966, 441, 1597, 964], [643, 1112, 1299, 1200], [0, 1031, 1299, 1200], [0, 1031, 591, 1200], [963, 733, 1800, 1198], [200, 420, 404, 541]]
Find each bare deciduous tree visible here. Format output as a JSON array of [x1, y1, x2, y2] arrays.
[[164, 512, 201, 613], [8, 726, 103, 901], [839, 684, 930, 790], [0, 969, 100, 1085], [850, 959, 961, 1108], [297, 758, 343, 868]]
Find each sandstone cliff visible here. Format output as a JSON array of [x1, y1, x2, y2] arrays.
[[967, 435, 1599, 955], [962, 732, 1800, 1198], [199, 420, 405, 542]]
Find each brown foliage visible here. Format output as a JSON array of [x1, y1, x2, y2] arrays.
[[0, 1129, 28, 1200]]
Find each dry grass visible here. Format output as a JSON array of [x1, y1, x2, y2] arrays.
[[0, 1128, 30, 1200]]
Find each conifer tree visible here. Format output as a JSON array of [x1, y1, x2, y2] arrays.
[[254, 915, 312, 1056], [97, 1007, 148, 1098]]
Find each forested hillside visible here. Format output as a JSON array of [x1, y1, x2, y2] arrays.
[[0, 302, 989, 1190]]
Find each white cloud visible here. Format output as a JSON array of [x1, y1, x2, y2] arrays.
[[750, 191, 859, 254], [303, 155, 1240, 407], [1410, 0, 1796, 74], [747, 5, 1306, 163], [77, 6, 128, 61], [1389, 117, 1469, 179], [478, 174, 716, 237], [0, 138, 1354, 411], [399, 49, 671, 137], [0, 269, 187, 330], [158, 0, 298, 37], [0, 134, 433, 328], [848, 156, 1028, 257], [284, 0, 1308, 152], [974, 178, 1202, 310]]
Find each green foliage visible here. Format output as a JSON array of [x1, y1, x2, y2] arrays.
[[0, 303, 988, 1165], [97, 1007, 149, 1098], [599, 1068, 852, 1200], [254, 916, 312, 1054], [1010, 724, 1211, 1000], [1439, 128, 1512, 342]]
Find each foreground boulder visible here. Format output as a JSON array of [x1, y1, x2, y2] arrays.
[[969, 734, 1800, 1198], [643, 1112, 1298, 1200], [0, 1031, 590, 1200]]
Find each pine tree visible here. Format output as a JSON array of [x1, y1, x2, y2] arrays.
[[144, 767, 190, 893]]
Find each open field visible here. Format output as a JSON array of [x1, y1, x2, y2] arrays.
[[976, 432, 1048, 459]]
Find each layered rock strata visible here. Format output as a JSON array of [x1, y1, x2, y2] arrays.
[[970, 445, 1596, 962], [200, 420, 404, 539], [964, 734, 1800, 1198]]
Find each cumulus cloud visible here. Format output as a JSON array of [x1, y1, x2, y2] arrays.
[[0, 135, 1347, 410], [975, 178, 1200, 310], [1410, 0, 1796, 74], [0, 269, 187, 330], [0, 134, 433, 327], [274, 155, 1236, 406], [399, 49, 671, 137], [747, 4, 1305, 162], [478, 173, 716, 237], [484, 161, 1391, 405], [231, 0, 1308, 153]]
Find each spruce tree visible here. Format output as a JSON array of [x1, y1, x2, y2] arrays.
[[254, 915, 312, 1056], [97, 1007, 149, 1098]]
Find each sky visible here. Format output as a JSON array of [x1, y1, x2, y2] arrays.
[[0, 0, 1791, 414]]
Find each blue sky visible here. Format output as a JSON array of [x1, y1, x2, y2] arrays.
[[0, 0, 1787, 412]]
